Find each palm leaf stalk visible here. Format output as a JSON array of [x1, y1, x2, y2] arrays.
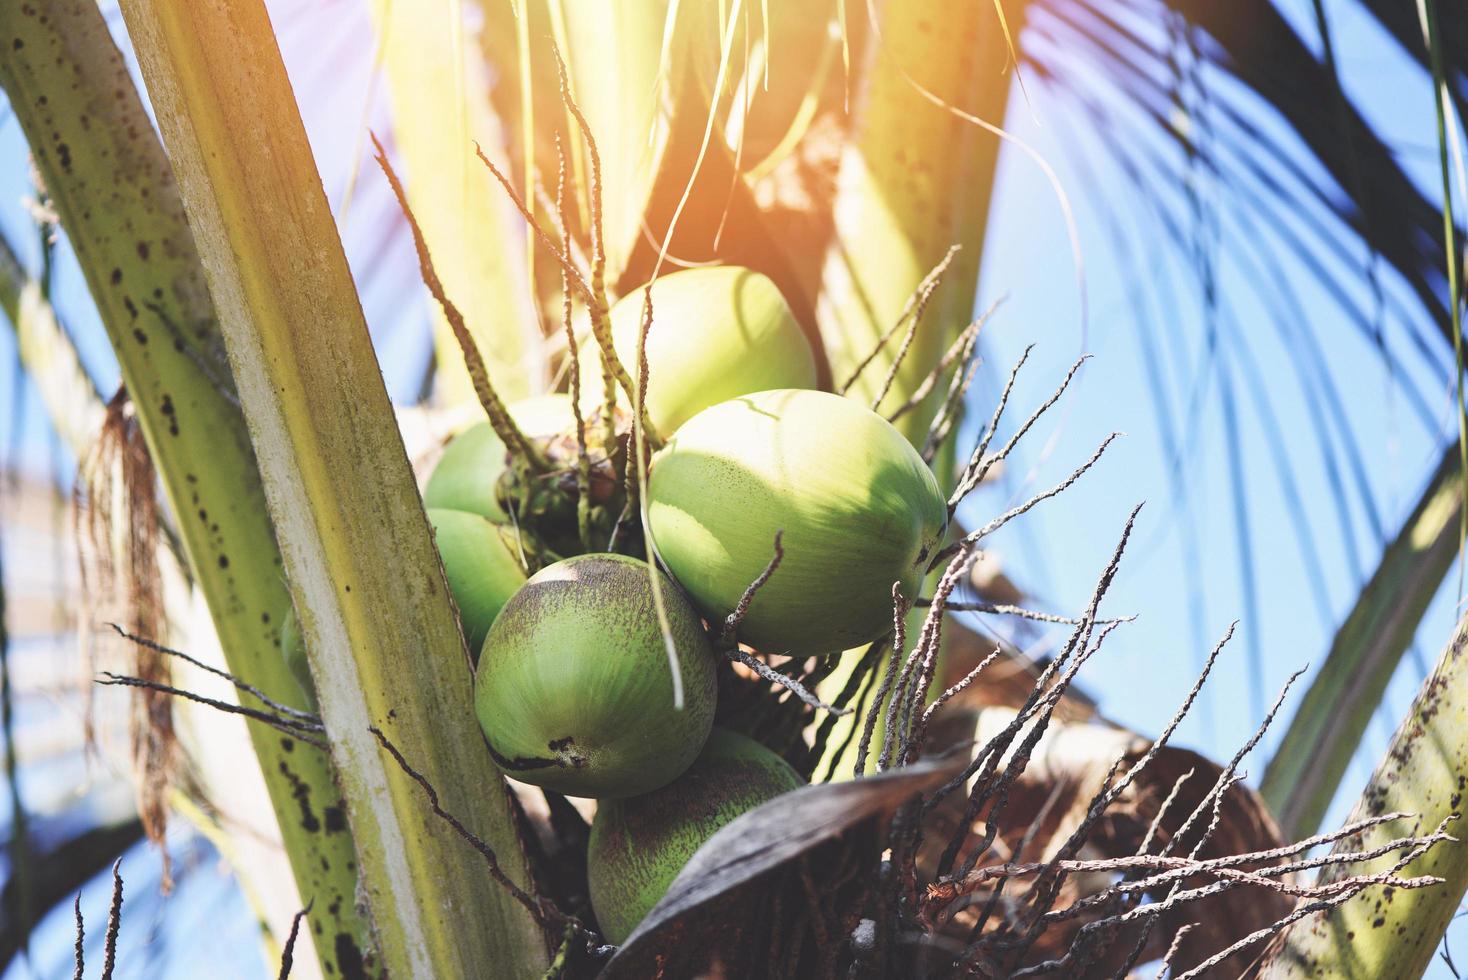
[[368, 0, 542, 407], [1251, 612, 1468, 978], [114, 0, 548, 974], [0, 3, 370, 975], [816, 0, 1025, 451], [1262, 446, 1466, 838]]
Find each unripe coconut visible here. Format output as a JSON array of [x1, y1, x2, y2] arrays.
[[427, 508, 529, 662], [587, 728, 802, 943], [423, 394, 574, 520], [474, 553, 718, 798], [576, 266, 817, 434], [648, 388, 947, 656]]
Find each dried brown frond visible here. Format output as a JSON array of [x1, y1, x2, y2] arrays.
[[76, 389, 175, 888]]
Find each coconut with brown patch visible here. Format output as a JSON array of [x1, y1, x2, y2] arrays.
[[473, 553, 718, 798]]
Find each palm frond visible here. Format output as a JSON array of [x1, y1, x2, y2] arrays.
[[1014, 0, 1463, 812]]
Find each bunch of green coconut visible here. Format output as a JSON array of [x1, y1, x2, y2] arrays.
[[340, 266, 946, 943]]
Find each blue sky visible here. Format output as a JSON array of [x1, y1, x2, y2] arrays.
[[968, 0, 1455, 797], [0, 0, 1464, 975]]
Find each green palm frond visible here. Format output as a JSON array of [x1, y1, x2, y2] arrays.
[[1022, 0, 1464, 813]]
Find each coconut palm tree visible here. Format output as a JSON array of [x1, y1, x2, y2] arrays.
[[0, 0, 1462, 976]]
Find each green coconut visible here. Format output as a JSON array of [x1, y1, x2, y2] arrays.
[[423, 394, 574, 520], [427, 508, 530, 662], [278, 605, 315, 708], [575, 266, 817, 434], [474, 553, 718, 798], [587, 728, 802, 943], [648, 388, 947, 656]]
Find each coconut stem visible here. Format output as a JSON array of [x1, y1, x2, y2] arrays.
[[373, 137, 549, 473], [720, 530, 786, 644], [551, 46, 662, 454], [838, 244, 961, 398], [555, 135, 596, 553], [723, 647, 851, 716]]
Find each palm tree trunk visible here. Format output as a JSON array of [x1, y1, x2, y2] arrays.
[[114, 0, 549, 974], [0, 6, 369, 975]]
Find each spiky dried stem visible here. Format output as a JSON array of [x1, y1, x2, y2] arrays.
[[724, 646, 850, 715], [277, 902, 311, 980], [948, 352, 1095, 526], [554, 135, 596, 553], [919, 647, 1002, 733], [1155, 925, 1196, 979], [931, 432, 1121, 570], [100, 860, 122, 980], [72, 894, 83, 980], [95, 674, 327, 748], [917, 599, 1134, 627], [889, 305, 994, 426], [839, 245, 961, 397], [855, 589, 910, 776], [870, 245, 963, 410], [948, 343, 1033, 511], [714, 530, 854, 725], [106, 624, 317, 722], [721, 532, 785, 644], [374, 136, 547, 473], [924, 352, 983, 466], [922, 506, 1141, 882], [368, 727, 590, 939], [546, 79, 620, 472], [472, 142, 591, 298], [1003, 628, 1257, 966], [550, 48, 661, 452]]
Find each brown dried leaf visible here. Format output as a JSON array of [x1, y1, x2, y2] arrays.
[[602, 753, 965, 979], [922, 708, 1289, 975], [78, 390, 176, 888]]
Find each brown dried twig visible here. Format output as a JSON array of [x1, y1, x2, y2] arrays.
[[948, 351, 1091, 516], [72, 894, 83, 980], [277, 901, 312, 980], [799, 356, 1457, 978], [100, 860, 122, 980], [930, 431, 1121, 571], [914, 598, 1135, 627], [105, 623, 316, 722], [724, 647, 851, 716], [368, 726, 595, 942], [373, 134, 547, 472], [720, 532, 785, 644], [549, 48, 661, 451], [95, 674, 327, 749], [840, 245, 961, 398], [555, 135, 597, 553], [889, 303, 996, 427]]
